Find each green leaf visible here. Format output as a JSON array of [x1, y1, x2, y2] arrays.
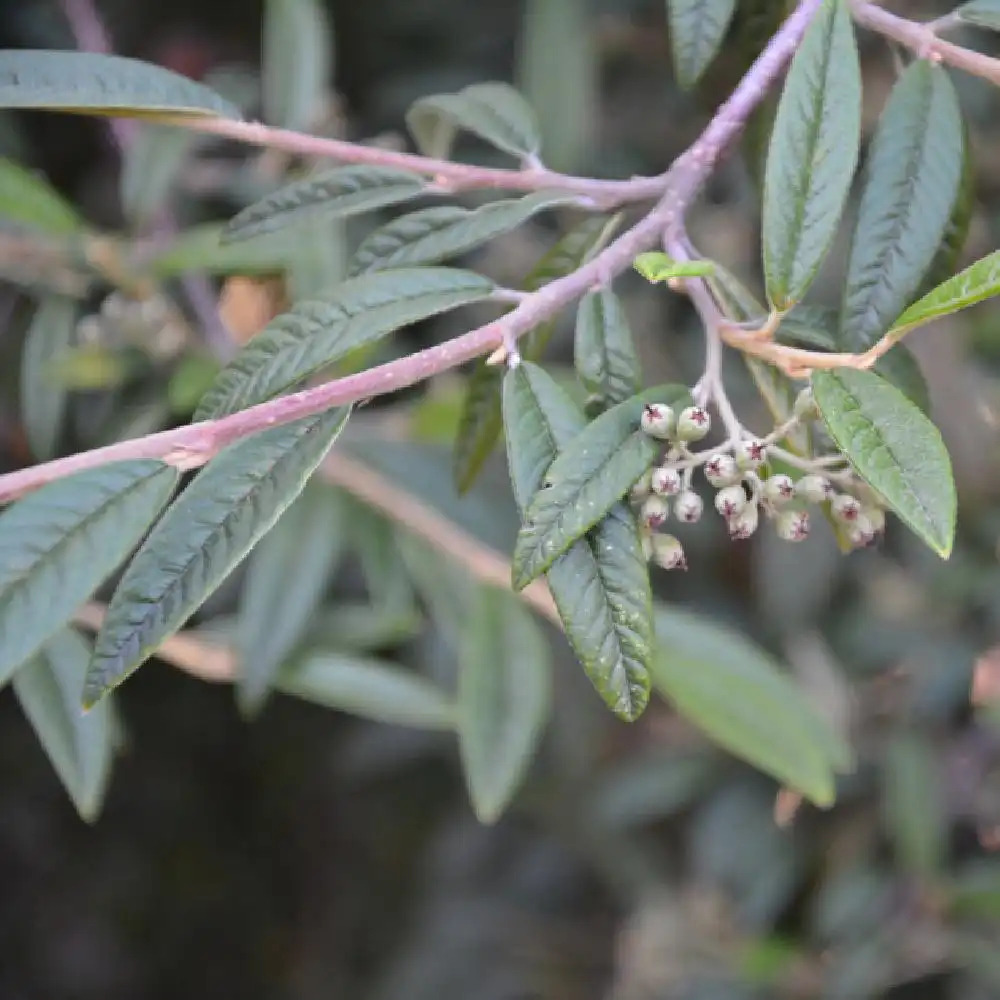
[[956, 0, 1000, 31], [83, 408, 350, 706], [304, 603, 423, 651], [452, 214, 620, 493], [0, 50, 240, 119], [236, 481, 343, 716], [276, 653, 455, 730], [20, 294, 77, 460], [458, 588, 551, 823], [0, 156, 84, 233], [812, 368, 956, 556], [196, 267, 494, 419], [882, 730, 945, 878], [120, 124, 199, 227], [840, 61, 964, 351], [873, 344, 930, 414], [950, 861, 1000, 919], [406, 82, 541, 161], [0, 461, 179, 689], [889, 250, 1000, 340], [503, 363, 652, 719], [667, 0, 737, 89], [633, 251, 715, 282], [651, 605, 852, 807], [262, 0, 332, 131], [349, 191, 572, 275], [512, 384, 691, 589], [13, 628, 114, 821], [149, 223, 295, 278], [762, 0, 861, 309], [222, 166, 426, 243], [574, 289, 642, 410], [777, 303, 838, 350]]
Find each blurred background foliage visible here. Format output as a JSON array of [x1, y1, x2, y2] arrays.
[[2, 1, 1000, 998]]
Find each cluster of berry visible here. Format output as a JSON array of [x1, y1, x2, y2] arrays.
[[632, 401, 886, 571]]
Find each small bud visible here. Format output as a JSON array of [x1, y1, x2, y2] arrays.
[[674, 490, 704, 524], [762, 474, 795, 507], [793, 387, 818, 421], [704, 453, 740, 488], [651, 465, 683, 496], [728, 504, 759, 540], [640, 403, 676, 440], [714, 485, 747, 520], [630, 469, 653, 503], [831, 493, 862, 524], [861, 504, 886, 535], [796, 474, 834, 504], [846, 513, 877, 549], [652, 533, 687, 570], [676, 406, 711, 443], [641, 495, 671, 529], [776, 509, 810, 542], [735, 438, 768, 471]]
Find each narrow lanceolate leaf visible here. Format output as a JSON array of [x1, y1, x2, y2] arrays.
[[458, 588, 551, 823], [196, 268, 494, 419], [84, 408, 350, 706], [812, 368, 956, 557], [503, 363, 652, 720], [222, 166, 426, 243], [0, 50, 240, 119], [349, 191, 572, 275], [574, 290, 641, 410], [453, 213, 620, 494], [263, 0, 332, 132], [873, 345, 931, 415], [0, 157, 83, 234], [512, 384, 691, 589], [840, 62, 964, 351], [0, 461, 179, 688], [889, 251, 1000, 340], [407, 82, 541, 161], [652, 605, 853, 808], [236, 481, 343, 716], [20, 295, 77, 460], [276, 653, 455, 730], [763, 0, 861, 309], [13, 629, 114, 821], [956, 0, 1000, 31], [149, 223, 295, 278], [633, 251, 714, 282], [667, 0, 737, 89]]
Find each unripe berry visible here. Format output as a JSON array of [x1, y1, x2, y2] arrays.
[[714, 485, 747, 520], [728, 504, 759, 541], [762, 474, 795, 507], [641, 495, 670, 529], [674, 490, 704, 524], [793, 387, 818, 421], [846, 513, 877, 549], [830, 493, 862, 524], [776, 509, 810, 542], [796, 474, 834, 504], [704, 453, 740, 488], [735, 438, 768, 471], [651, 533, 687, 570], [676, 406, 711, 443], [651, 465, 683, 496], [861, 504, 886, 535], [640, 403, 676, 440]]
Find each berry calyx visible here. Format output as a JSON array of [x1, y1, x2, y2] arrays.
[[651, 465, 683, 496], [640, 403, 676, 440], [831, 494, 862, 524]]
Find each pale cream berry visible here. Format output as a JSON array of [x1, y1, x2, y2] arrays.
[[704, 453, 740, 488], [640, 403, 676, 440], [762, 474, 795, 507], [651, 465, 683, 496], [735, 438, 768, 471], [714, 485, 747, 520], [651, 533, 687, 570], [861, 505, 886, 535], [796, 474, 834, 504], [846, 513, 878, 549], [642, 495, 671, 529], [831, 493, 862, 524], [674, 490, 704, 524], [776, 509, 810, 542], [728, 504, 760, 540], [676, 406, 711, 443]]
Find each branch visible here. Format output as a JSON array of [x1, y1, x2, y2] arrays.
[[851, 0, 1000, 89], [0, 0, 824, 506]]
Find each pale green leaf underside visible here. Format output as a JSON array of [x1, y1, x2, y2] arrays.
[[84, 408, 350, 706], [407, 82, 541, 160], [458, 588, 551, 823], [956, 0, 1000, 31], [0, 156, 84, 234], [196, 267, 494, 419], [223, 166, 426, 243], [0, 50, 240, 119], [574, 289, 642, 409], [667, 0, 737, 89], [652, 605, 853, 807], [763, 0, 861, 309], [14, 628, 114, 821], [633, 251, 714, 282], [276, 653, 455, 730], [0, 461, 179, 689], [812, 368, 955, 557]]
